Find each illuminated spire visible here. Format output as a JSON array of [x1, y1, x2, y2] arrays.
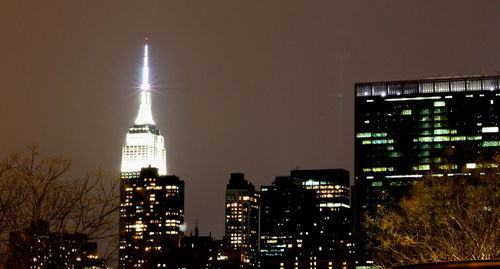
[[135, 39, 155, 125]]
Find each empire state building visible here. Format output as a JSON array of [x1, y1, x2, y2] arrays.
[[119, 41, 184, 268], [121, 41, 167, 178]]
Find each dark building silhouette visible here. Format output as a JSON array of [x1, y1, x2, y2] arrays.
[[7, 220, 104, 269], [176, 224, 215, 269], [207, 239, 245, 269], [119, 167, 185, 268], [292, 169, 353, 269], [260, 176, 315, 269], [260, 170, 354, 269], [224, 173, 259, 268], [354, 75, 500, 267]]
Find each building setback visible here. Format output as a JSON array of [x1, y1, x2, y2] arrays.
[[354, 75, 500, 267], [120, 41, 167, 179]]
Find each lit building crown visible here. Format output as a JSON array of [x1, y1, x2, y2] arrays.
[[121, 41, 167, 176]]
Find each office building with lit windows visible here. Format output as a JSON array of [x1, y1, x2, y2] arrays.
[[119, 41, 185, 268], [260, 176, 315, 269], [260, 170, 353, 269], [7, 220, 104, 269], [292, 169, 353, 269], [120, 167, 184, 268], [224, 173, 259, 268], [354, 75, 500, 267]]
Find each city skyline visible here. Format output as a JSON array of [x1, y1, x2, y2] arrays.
[[3, 1, 500, 238]]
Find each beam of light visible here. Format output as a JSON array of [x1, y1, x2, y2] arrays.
[[123, 39, 167, 176], [135, 42, 155, 125], [141, 44, 150, 91]]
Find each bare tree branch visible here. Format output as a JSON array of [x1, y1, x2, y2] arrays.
[[365, 154, 500, 267], [0, 146, 119, 268]]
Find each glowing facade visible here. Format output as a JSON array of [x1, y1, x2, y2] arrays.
[[121, 42, 167, 177]]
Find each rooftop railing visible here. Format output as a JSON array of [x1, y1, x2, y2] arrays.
[[356, 76, 500, 97]]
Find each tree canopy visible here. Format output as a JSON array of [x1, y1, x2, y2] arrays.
[[366, 155, 500, 267]]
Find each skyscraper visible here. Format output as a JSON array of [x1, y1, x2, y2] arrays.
[[290, 169, 353, 269], [119, 41, 184, 268], [260, 170, 353, 269], [121, 41, 167, 178], [260, 176, 315, 269], [224, 173, 259, 268], [120, 167, 184, 268], [354, 75, 500, 267]]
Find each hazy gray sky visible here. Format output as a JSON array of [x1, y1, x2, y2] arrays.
[[2, 0, 500, 237]]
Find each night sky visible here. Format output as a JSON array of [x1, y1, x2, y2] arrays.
[[2, 1, 500, 238]]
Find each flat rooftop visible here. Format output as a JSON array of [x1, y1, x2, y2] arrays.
[[356, 75, 500, 97]]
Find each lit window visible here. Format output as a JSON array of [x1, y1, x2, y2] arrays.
[[356, 132, 371, 138], [387, 152, 402, 158], [482, 141, 500, 147], [482, 127, 499, 133], [434, 101, 446, 107], [372, 132, 387, 137], [420, 109, 431, 115], [412, 165, 430, 171], [466, 163, 477, 169], [434, 129, 450, 135]]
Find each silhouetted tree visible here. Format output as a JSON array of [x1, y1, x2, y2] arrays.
[[0, 146, 119, 267], [366, 154, 500, 267]]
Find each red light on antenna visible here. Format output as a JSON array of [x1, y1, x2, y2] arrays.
[[145, 37, 149, 41]]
